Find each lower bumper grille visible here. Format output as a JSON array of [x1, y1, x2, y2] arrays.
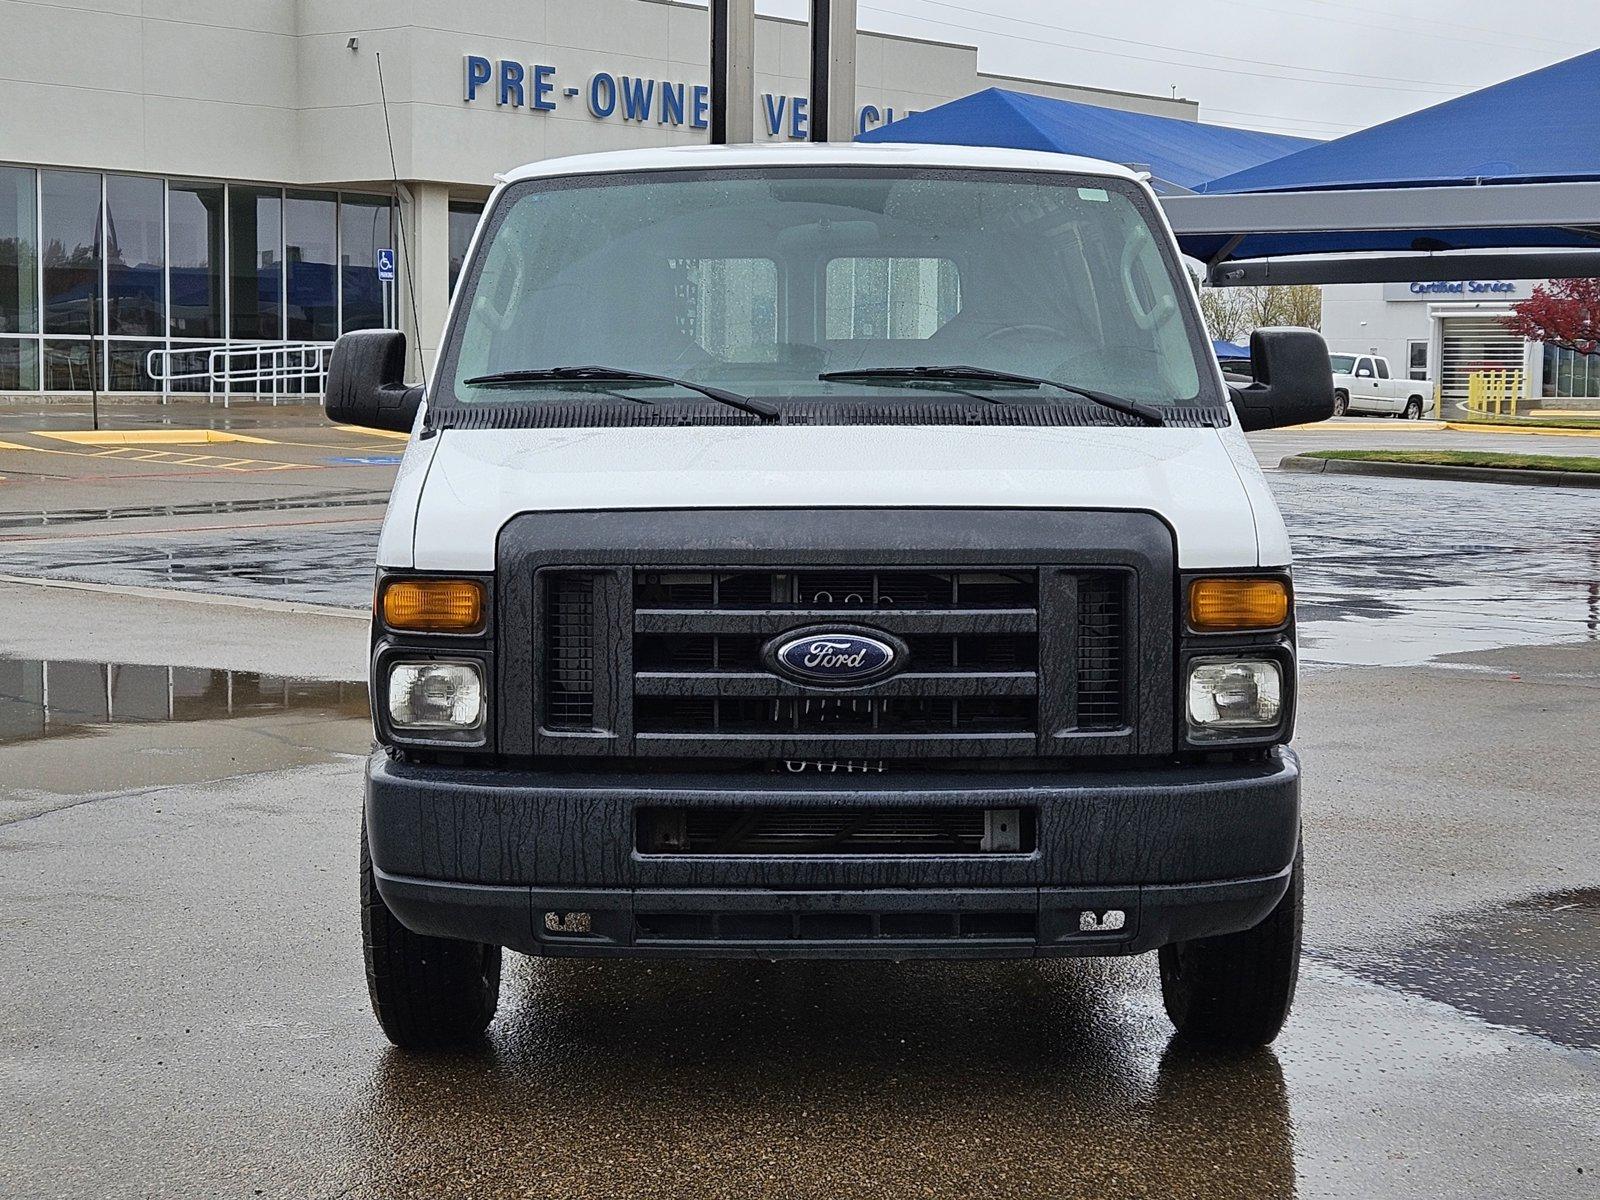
[[637, 806, 1035, 855], [634, 908, 1036, 944]]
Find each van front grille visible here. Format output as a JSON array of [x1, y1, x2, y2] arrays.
[[535, 562, 1134, 756], [632, 568, 1043, 746]]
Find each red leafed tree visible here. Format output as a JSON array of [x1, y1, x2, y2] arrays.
[[1501, 278, 1600, 355]]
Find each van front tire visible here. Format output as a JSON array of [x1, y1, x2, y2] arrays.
[[361, 821, 501, 1049], [1157, 847, 1303, 1047]]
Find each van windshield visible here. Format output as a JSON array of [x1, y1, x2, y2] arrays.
[[442, 168, 1213, 417]]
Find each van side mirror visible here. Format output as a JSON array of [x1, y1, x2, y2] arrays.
[[1228, 327, 1334, 431], [324, 330, 424, 433]]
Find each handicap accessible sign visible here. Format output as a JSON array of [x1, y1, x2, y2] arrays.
[[377, 249, 396, 282]]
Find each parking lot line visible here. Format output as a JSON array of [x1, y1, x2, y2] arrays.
[[34, 429, 276, 446]]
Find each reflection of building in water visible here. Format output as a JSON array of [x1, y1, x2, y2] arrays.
[[0, 658, 367, 745]]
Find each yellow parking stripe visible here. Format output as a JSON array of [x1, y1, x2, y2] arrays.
[[0, 439, 305, 473], [35, 429, 275, 446]]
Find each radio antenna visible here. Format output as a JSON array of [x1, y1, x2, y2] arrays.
[[376, 51, 428, 390]]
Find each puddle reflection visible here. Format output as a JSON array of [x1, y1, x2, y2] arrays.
[[348, 960, 1295, 1198], [1333, 887, 1600, 1052], [0, 657, 368, 745]]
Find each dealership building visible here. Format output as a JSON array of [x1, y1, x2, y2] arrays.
[[0, 0, 1194, 395], [1320, 279, 1595, 406]]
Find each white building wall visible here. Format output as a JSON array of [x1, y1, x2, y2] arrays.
[[0, 0, 1196, 385], [1320, 283, 1434, 372]]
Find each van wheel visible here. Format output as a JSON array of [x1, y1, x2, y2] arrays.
[[1158, 846, 1302, 1047], [1403, 397, 1424, 419], [361, 820, 501, 1049], [1332, 390, 1348, 416]]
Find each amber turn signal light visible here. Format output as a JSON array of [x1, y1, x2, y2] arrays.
[[1188, 577, 1289, 632], [379, 578, 485, 633]]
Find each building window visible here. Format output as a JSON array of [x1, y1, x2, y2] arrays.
[[42, 338, 94, 391], [285, 191, 337, 341], [0, 166, 38, 335], [1541, 342, 1600, 399], [1407, 339, 1428, 380], [0, 337, 39, 389], [449, 201, 483, 297], [229, 186, 283, 341], [41, 170, 101, 336], [339, 194, 391, 333], [168, 182, 224, 339], [105, 175, 165, 338]]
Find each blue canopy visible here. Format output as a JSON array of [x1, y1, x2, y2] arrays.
[[1211, 339, 1249, 358], [858, 88, 1315, 192], [1203, 48, 1600, 194], [1168, 49, 1600, 283]]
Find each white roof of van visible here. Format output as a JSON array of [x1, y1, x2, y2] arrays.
[[497, 141, 1144, 185]]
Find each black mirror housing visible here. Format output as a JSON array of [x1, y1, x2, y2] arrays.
[[1228, 327, 1335, 432], [324, 330, 424, 433]]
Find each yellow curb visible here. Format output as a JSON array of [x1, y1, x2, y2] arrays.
[[1283, 421, 1446, 431], [335, 425, 410, 441], [1444, 422, 1600, 439], [34, 429, 276, 446]]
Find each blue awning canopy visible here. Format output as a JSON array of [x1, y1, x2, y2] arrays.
[[1202, 48, 1600, 195], [1166, 49, 1600, 285], [857, 87, 1315, 193]]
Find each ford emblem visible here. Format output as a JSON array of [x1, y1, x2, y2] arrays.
[[765, 627, 905, 686]]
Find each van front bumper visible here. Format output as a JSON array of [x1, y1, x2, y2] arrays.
[[365, 749, 1300, 959]]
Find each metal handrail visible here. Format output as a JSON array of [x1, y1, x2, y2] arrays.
[[145, 342, 336, 406]]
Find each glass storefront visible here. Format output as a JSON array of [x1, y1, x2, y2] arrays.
[[1541, 342, 1600, 400], [0, 164, 399, 392], [448, 201, 483, 297]]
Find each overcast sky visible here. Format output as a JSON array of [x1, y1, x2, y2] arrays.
[[757, 0, 1588, 139]]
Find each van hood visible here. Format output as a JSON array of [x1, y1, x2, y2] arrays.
[[382, 422, 1287, 571]]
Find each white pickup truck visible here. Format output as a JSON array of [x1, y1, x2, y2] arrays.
[[1330, 352, 1435, 418]]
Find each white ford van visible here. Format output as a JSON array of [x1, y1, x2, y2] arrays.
[[328, 143, 1333, 1050]]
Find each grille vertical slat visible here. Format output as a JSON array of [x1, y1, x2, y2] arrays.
[[1076, 573, 1126, 730], [544, 573, 598, 730]]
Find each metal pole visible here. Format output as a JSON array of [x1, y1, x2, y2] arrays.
[[90, 203, 102, 430], [809, 0, 856, 142], [709, 0, 755, 144]]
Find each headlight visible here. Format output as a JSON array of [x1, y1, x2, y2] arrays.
[[1187, 657, 1282, 738], [387, 660, 485, 734]]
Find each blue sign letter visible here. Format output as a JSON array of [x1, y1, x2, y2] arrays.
[[691, 84, 710, 130], [588, 72, 617, 118], [531, 63, 556, 111], [621, 76, 655, 122], [857, 104, 880, 134], [790, 95, 808, 140], [660, 81, 685, 125], [762, 93, 786, 137], [464, 55, 492, 103], [498, 60, 525, 107]]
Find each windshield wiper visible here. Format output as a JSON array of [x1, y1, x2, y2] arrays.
[[818, 365, 1167, 426], [462, 365, 780, 421]]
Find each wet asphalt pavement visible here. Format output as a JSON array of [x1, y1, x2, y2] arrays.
[[4, 469, 1599, 667], [3, 433, 1600, 1198]]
